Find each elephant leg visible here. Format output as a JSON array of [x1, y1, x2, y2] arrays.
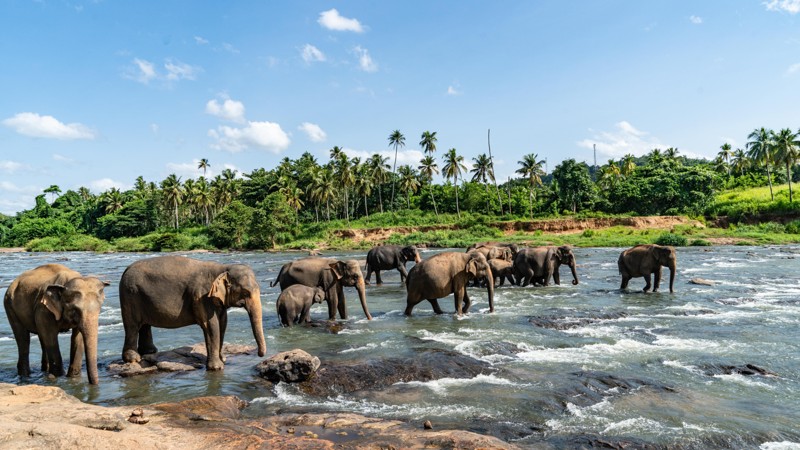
[[463, 291, 472, 314], [198, 310, 224, 371], [67, 328, 84, 378], [336, 284, 347, 319], [122, 320, 142, 363], [40, 331, 64, 377], [653, 267, 662, 292], [428, 298, 445, 314], [365, 266, 372, 284], [301, 304, 312, 324], [7, 313, 31, 377], [620, 274, 630, 290], [398, 265, 409, 285], [138, 325, 158, 356], [40, 340, 48, 373], [643, 274, 652, 293], [375, 270, 383, 286], [219, 310, 228, 363], [552, 266, 561, 285]]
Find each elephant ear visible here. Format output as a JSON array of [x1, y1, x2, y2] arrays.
[[466, 258, 479, 278], [41, 285, 66, 321], [328, 262, 343, 280], [207, 272, 230, 307]]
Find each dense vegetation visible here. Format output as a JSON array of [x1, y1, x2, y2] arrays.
[[2, 128, 800, 251]]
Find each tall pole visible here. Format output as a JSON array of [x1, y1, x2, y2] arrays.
[[487, 129, 504, 215], [593, 143, 598, 180]]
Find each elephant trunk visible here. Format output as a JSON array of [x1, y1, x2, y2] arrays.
[[668, 262, 676, 293], [486, 267, 495, 313], [414, 253, 422, 264], [246, 290, 267, 357], [81, 315, 100, 385], [569, 260, 579, 285], [356, 277, 372, 320]]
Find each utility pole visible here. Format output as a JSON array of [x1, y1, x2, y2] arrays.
[[593, 143, 598, 180], [487, 129, 504, 215]]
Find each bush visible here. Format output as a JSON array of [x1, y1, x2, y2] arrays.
[[689, 239, 712, 246], [786, 220, 800, 234], [581, 229, 595, 238], [655, 233, 688, 247], [6, 218, 76, 247], [26, 234, 111, 252]]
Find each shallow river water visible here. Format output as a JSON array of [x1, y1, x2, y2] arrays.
[[1, 246, 799, 449]]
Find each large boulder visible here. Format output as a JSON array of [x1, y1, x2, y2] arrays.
[[256, 349, 320, 383]]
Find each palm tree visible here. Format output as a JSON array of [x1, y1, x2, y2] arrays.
[[334, 154, 355, 221], [731, 148, 749, 176], [367, 153, 390, 213], [160, 174, 184, 229], [419, 130, 438, 155], [442, 148, 467, 218], [470, 153, 495, 214], [198, 158, 210, 176], [77, 186, 92, 203], [388, 130, 405, 209], [516, 153, 546, 220], [647, 148, 664, 165], [597, 159, 622, 191], [773, 128, 800, 203], [620, 154, 636, 177], [747, 127, 776, 200], [665, 147, 680, 161], [100, 188, 124, 214], [310, 166, 336, 221], [718, 143, 733, 176], [418, 155, 440, 218], [354, 163, 373, 217], [398, 165, 420, 209], [194, 177, 213, 225]]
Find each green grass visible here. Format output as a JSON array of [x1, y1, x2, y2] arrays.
[[709, 183, 800, 220]]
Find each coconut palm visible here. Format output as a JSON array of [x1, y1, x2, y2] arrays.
[[470, 153, 496, 214], [597, 159, 622, 191], [442, 148, 467, 218], [516, 153, 546, 220], [620, 154, 636, 177], [100, 188, 124, 214], [398, 165, 420, 209], [419, 130, 438, 155], [718, 143, 733, 176], [665, 147, 680, 161], [309, 166, 336, 221], [194, 177, 213, 225], [746, 127, 776, 200], [354, 163, 373, 217], [367, 153, 390, 213], [198, 158, 210, 176], [773, 128, 800, 203], [731, 149, 749, 176], [77, 186, 92, 203], [334, 154, 355, 221], [160, 173, 184, 229], [388, 130, 405, 209], [418, 155, 440, 218]]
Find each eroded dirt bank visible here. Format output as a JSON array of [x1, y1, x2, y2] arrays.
[[0, 382, 516, 449]]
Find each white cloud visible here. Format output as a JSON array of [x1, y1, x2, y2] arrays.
[[52, 154, 73, 162], [2, 112, 95, 140], [342, 148, 424, 166], [0, 161, 22, 172], [194, 36, 209, 45], [353, 46, 378, 72], [126, 58, 157, 84], [150, 123, 159, 134], [89, 178, 129, 193], [125, 58, 201, 84], [765, 0, 800, 14], [447, 85, 462, 96], [208, 121, 290, 153], [165, 59, 200, 81], [301, 44, 326, 63], [298, 122, 327, 142], [318, 9, 364, 32], [787, 62, 800, 75], [221, 43, 239, 54], [166, 159, 211, 179], [577, 121, 667, 159], [205, 96, 246, 123], [689, 15, 703, 24]]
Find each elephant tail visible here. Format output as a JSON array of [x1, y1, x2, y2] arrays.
[[617, 252, 627, 275], [270, 264, 287, 288]]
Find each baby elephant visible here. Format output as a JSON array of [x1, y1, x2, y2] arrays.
[[276, 285, 326, 327]]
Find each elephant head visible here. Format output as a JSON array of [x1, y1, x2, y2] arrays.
[[555, 246, 579, 285], [208, 264, 267, 357], [466, 251, 494, 312], [329, 260, 371, 320], [41, 277, 109, 385], [312, 287, 326, 304], [652, 245, 677, 293], [401, 245, 422, 264]]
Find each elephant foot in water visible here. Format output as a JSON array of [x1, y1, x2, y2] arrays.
[[123, 349, 142, 364]]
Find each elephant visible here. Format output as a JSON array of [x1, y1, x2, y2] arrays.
[[119, 256, 267, 371], [364, 244, 422, 285], [618, 244, 677, 293], [276, 285, 325, 327], [513, 246, 579, 287], [470, 245, 513, 262], [272, 257, 371, 321], [405, 251, 494, 316], [3, 264, 109, 385], [467, 242, 519, 257], [487, 259, 515, 287]]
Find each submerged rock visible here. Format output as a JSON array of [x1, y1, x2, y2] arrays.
[[107, 343, 256, 377], [701, 363, 778, 377], [528, 311, 628, 330], [256, 349, 320, 383], [690, 277, 716, 286]]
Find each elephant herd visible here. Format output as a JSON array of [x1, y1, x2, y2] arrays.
[[2, 242, 676, 386]]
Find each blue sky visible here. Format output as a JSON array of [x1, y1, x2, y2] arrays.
[[2, 1, 800, 215]]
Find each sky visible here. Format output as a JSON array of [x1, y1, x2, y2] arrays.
[[2, 1, 800, 215]]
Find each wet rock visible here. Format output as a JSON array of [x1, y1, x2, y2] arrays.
[[423, 420, 433, 430], [561, 435, 662, 449], [156, 361, 198, 372], [701, 363, 778, 377], [298, 349, 491, 396], [690, 277, 716, 286], [256, 349, 320, 383], [528, 311, 628, 330], [669, 309, 716, 316], [108, 343, 255, 377], [306, 319, 351, 334], [154, 395, 248, 421], [108, 361, 159, 377]]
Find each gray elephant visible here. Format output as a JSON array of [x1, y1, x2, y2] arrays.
[[119, 256, 267, 371], [276, 285, 325, 327], [364, 244, 421, 285], [469, 245, 513, 262], [272, 257, 371, 321], [488, 259, 515, 287], [405, 251, 494, 316], [618, 244, 677, 293], [4, 264, 109, 385], [467, 242, 519, 257], [513, 246, 579, 287]]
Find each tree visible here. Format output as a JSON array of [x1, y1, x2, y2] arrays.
[[620, 154, 636, 177], [597, 159, 622, 191], [718, 143, 733, 176], [100, 188, 124, 214], [198, 158, 210, 176], [552, 159, 596, 213], [731, 149, 749, 176], [470, 153, 495, 214], [354, 163, 373, 216], [388, 130, 405, 209], [418, 155, 440, 217], [160, 174, 183, 229], [194, 177, 213, 225], [398, 165, 420, 209], [367, 153, 390, 213], [334, 153, 355, 221], [309, 166, 336, 221], [442, 148, 467, 218], [773, 128, 800, 202], [77, 186, 93, 203], [419, 130, 437, 155], [747, 127, 776, 200], [44, 185, 61, 203], [516, 153, 546, 219]]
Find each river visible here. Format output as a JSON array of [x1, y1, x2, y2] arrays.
[[0, 246, 798, 449]]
